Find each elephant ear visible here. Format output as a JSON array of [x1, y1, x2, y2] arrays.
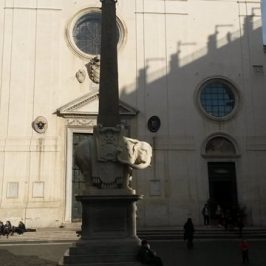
[[117, 137, 136, 165]]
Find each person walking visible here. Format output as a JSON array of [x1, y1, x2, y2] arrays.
[[184, 218, 195, 249]]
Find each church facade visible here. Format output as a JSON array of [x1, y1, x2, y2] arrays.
[[0, 0, 265, 228]]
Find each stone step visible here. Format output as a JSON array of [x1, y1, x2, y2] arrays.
[[137, 228, 266, 240], [54, 225, 266, 241], [62, 263, 141, 266], [64, 254, 137, 264], [69, 247, 137, 256]]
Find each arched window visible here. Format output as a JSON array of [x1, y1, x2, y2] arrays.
[[205, 136, 237, 157]]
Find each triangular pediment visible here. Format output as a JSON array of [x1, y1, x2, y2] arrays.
[[56, 89, 138, 118]]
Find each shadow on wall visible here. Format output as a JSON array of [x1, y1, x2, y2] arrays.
[[118, 11, 265, 225], [120, 14, 265, 127]]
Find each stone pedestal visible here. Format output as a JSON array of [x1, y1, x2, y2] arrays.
[[60, 194, 143, 266]]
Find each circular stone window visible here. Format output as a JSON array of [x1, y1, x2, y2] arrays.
[[198, 78, 239, 120], [67, 8, 125, 58]]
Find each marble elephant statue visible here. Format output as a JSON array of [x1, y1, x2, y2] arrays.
[[117, 137, 152, 170], [74, 136, 152, 190], [74, 136, 132, 189]]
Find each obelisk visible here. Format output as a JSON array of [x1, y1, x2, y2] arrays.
[[98, 0, 120, 127], [59, 1, 152, 265]]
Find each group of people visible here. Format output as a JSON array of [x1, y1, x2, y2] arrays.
[[183, 217, 250, 263], [201, 202, 245, 234], [0, 220, 26, 238], [202, 203, 224, 226]]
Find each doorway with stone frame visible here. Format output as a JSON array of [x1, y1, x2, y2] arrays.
[[72, 132, 92, 221], [202, 134, 240, 223], [207, 161, 238, 220], [64, 126, 95, 223]]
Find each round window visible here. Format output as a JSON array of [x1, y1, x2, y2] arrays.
[[198, 79, 238, 120], [67, 8, 125, 58], [72, 12, 102, 55]]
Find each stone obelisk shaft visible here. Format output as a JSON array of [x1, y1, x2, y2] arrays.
[[97, 0, 120, 127]]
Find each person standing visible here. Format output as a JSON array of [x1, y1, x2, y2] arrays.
[[215, 204, 223, 226], [0, 221, 3, 235], [184, 218, 195, 249], [240, 239, 249, 264], [202, 203, 210, 225]]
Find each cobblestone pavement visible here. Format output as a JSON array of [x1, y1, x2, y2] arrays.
[[0, 239, 266, 266]]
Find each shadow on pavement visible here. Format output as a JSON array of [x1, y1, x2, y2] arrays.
[[0, 249, 57, 266]]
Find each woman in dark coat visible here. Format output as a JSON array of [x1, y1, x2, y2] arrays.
[[184, 218, 194, 249]]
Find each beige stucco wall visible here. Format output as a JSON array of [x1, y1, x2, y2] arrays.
[[0, 0, 265, 227]]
